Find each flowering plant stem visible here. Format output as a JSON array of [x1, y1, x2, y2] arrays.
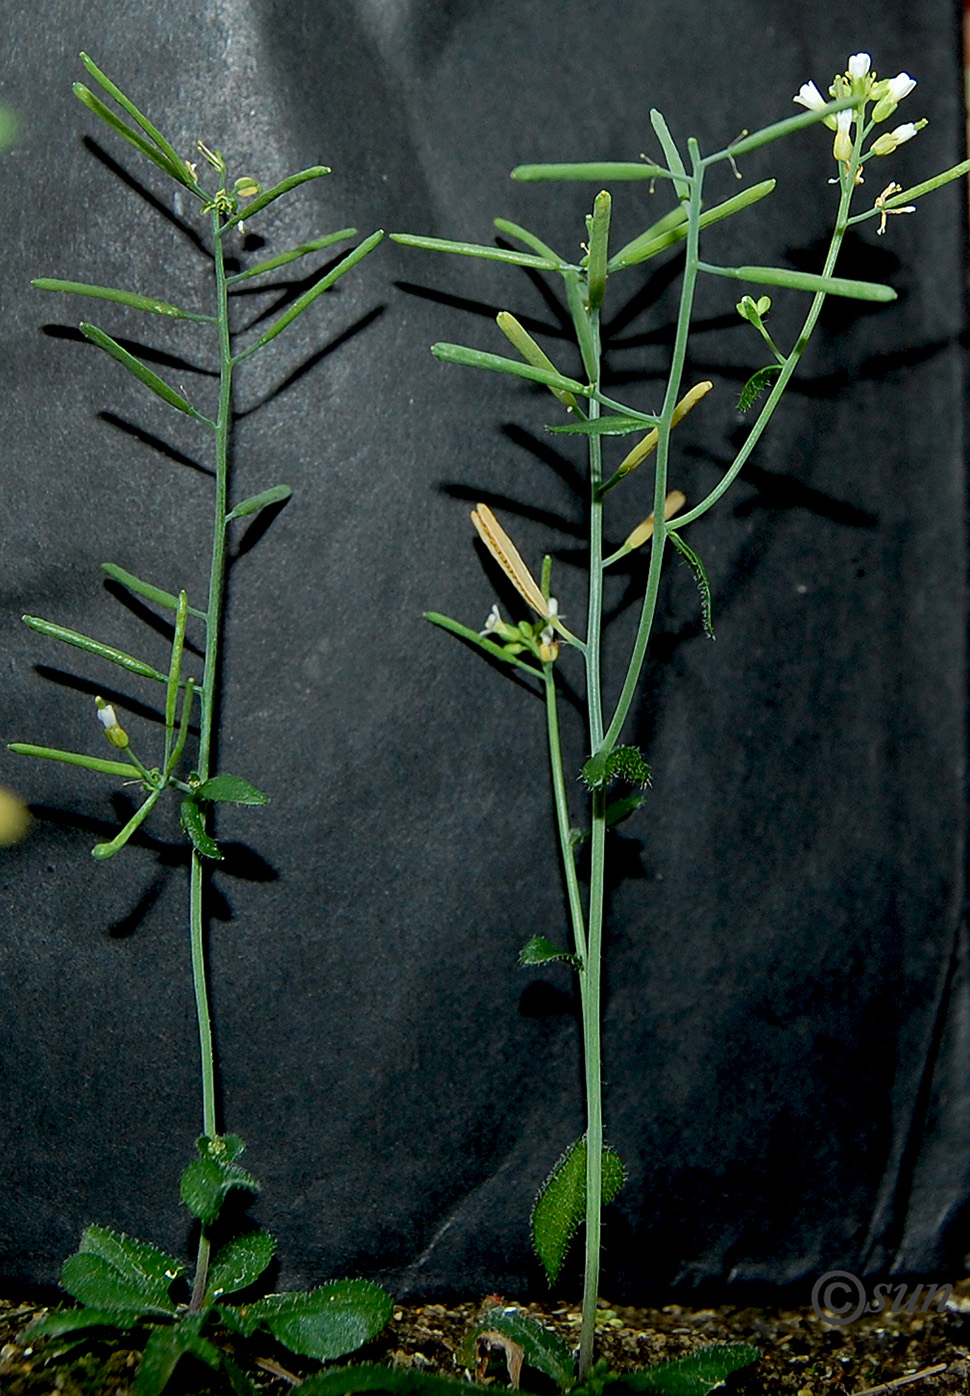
[[396, 54, 968, 1381]]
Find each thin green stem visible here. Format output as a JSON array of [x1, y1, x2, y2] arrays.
[[543, 664, 587, 968], [188, 209, 234, 1312]]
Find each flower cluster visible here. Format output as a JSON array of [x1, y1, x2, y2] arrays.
[[793, 52, 924, 175]]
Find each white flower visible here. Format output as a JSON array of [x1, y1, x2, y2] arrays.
[[481, 604, 501, 635], [885, 72, 916, 103], [848, 52, 871, 82], [97, 701, 119, 731], [833, 108, 854, 164], [871, 121, 921, 156], [888, 121, 918, 145], [793, 80, 827, 112]]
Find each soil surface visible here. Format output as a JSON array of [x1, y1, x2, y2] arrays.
[[3, 1284, 970, 1395]]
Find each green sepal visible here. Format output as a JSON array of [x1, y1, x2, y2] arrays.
[[101, 564, 207, 620], [225, 484, 292, 522], [180, 1139, 255, 1225], [431, 343, 587, 395], [226, 229, 356, 283], [219, 166, 331, 230], [519, 935, 581, 970], [472, 1306, 575, 1390], [22, 614, 169, 682], [424, 612, 542, 675], [616, 1342, 761, 1394], [511, 161, 670, 182], [299, 1366, 487, 1396], [79, 323, 204, 417], [240, 231, 384, 358], [32, 279, 212, 321], [135, 1322, 223, 1396], [532, 1136, 626, 1284], [195, 774, 269, 805], [390, 231, 564, 270], [668, 532, 715, 640], [8, 743, 138, 780], [179, 798, 223, 860], [72, 83, 196, 192], [205, 1229, 276, 1303], [737, 364, 781, 412], [244, 1279, 393, 1360], [582, 745, 652, 791], [61, 1225, 183, 1317]]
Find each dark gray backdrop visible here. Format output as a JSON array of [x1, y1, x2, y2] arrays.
[[1, 0, 967, 1304]]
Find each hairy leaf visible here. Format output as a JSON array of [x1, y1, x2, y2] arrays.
[[135, 1322, 222, 1396], [180, 1151, 259, 1224], [582, 746, 652, 791], [247, 1279, 393, 1360], [737, 364, 781, 413], [519, 935, 581, 970], [532, 1136, 626, 1284], [668, 532, 715, 640], [205, 1229, 275, 1302], [616, 1342, 761, 1394], [179, 798, 222, 860], [195, 775, 268, 806]]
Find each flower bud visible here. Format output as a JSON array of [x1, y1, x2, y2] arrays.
[[832, 109, 853, 164], [96, 696, 129, 750], [870, 122, 920, 156]]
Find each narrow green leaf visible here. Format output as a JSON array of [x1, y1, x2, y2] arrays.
[[586, 189, 611, 311], [205, 1230, 276, 1302], [72, 83, 195, 190], [195, 774, 268, 805], [532, 1136, 625, 1284], [79, 322, 204, 416], [79, 54, 190, 182], [492, 217, 564, 263], [164, 591, 188, 743], [548, 414, 658, 437], [225, 484, 292, 522], [242, 230, 384, 357], [226, 230, 356, 283], [219, 166, 331, 230], [22, 614, 169, 682], [618, 1342, 761, 1395], [737, 364, 781, 412], [605, 793, 645, 827], [519, 935, 581, 970], [390, 231, 562, 270], [299, 1367, 484, 1396], [179, 1154, 259, 1224], [474, 1307, 575, 1390], [26, 1308, 140, 1340], [649, 109, 690, 201], [431, 342, 587, 394], [701, 263, 896, 301], [424, 612, 541, 675], [8, 743, 136, 779], [668, 531, 715, 640], [248, 1279, 393, 1361], [179, 798, 222, 861], [511, 161, 671, 182], [608, 181, 776, 271], [32, 278, 212, 321], [101, 564, 208, 620]]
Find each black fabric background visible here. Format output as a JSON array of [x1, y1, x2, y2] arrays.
[[0, 0, 967, 1304]]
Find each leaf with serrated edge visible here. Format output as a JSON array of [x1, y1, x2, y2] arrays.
[[180, 1155, 259, 1223], [195, 775, 268, 805], [78, 1226, 183, 1306], [669, 532, 715, 640], [298, 1367, 484, 1396], [62, 1253, 176, 1317], [206, 1229, 275, 1302], [519, 935, 581, 969], [248, 1279, 393, 1361], [616, 1341, 761, 1395], [532, 1136, 625, 1284]]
